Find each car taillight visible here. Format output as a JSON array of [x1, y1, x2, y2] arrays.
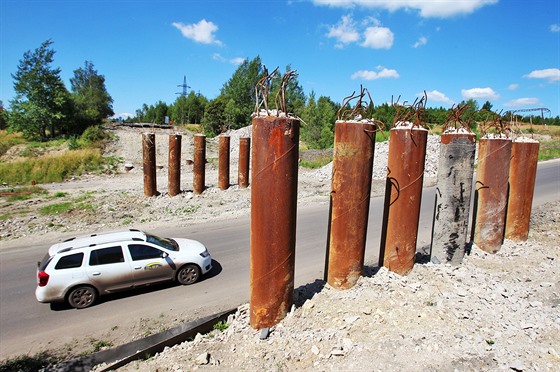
[[38, 271, 49, 287]]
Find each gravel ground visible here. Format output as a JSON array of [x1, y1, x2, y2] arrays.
[[2, 125, 558, 371], [101, 199, 560, 372], [1, 125, 440, 242]]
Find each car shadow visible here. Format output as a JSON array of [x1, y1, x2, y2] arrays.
[[49, 259, 222, 311]]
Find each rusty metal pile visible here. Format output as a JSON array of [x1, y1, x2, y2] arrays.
[[138, 74, 540, 333]]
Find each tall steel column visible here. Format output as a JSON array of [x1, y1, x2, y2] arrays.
[[326, 120, 376, 289], [142, 132, 157, 197], [379, 126, 428, 275], [218, 135, 230, 190], [250, 116, 299, 330], [193, 134, 206, 194], [473, 137, 512, 253], [168, 134, 182, 196], [505, 139, 539, 241]]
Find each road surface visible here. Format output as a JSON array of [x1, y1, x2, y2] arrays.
[[0, 159, 558, 359]]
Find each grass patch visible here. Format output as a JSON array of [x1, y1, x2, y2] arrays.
[[0, 186, 47, 201], [375, 130, 390, 142], [538, 140, 560, 161], [91, 340, 112, 352], [300, 155, 332, 169], [0, 148, 107, 185], [0, 351, 61, 372], [39, 202, 74, 215], [0, 130, 26, 157], [213, 320, 229, 331]]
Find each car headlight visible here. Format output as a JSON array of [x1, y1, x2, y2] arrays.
[[200, 250, 210, 258]]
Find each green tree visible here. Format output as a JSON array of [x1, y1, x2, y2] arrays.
[[70, 61, 114, 132], [202, 95, 228, 135], [0, 100, 6, 130], [301, 92, 337, 149], [268, 65, 306, 116], [7, 39, 73, 140], [220, 56, 264, 128]]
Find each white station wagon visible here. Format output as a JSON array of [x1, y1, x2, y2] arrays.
[[36, 229, 213, 308]]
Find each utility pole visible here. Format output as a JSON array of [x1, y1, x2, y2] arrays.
[[176, 76, 191, 125]]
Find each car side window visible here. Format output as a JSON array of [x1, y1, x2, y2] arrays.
[[89, 246, 124, 266], [55, 253, 84, 270], [128, 244, 163, 261]]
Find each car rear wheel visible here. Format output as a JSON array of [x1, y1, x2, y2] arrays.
[[67, 286, 98, 309], [177, 264, 200, 285]]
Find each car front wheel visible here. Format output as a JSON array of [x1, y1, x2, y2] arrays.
[[177, 264, 200, 285], [67, 286, 98, 309]]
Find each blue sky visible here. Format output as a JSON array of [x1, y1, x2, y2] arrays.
[[1, 0, 559, 119]]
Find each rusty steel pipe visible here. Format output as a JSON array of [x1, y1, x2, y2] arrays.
[[142, 132, 157, 197], [218, 135, 231, 190], [238, 137, 250, 188], [250, 116, 299, 330], [379, 126, 428, 275], [193, 134, 206, 194], [430, 132, 476, 265], [168, 134, 182, 196], [473, 137, 512, 253], [326, 120, 376, 289], [505, 139, 539, 241]]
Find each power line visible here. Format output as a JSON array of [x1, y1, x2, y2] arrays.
[[176, 76, 191, 97]]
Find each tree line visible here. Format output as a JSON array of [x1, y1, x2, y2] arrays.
[[2, 40, 113, 140], [2, 41, 559, 147]]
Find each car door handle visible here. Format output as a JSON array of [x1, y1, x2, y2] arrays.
[[134, 266, 142, 270], [92, 272, 101, 276]]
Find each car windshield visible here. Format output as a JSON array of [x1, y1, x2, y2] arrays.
[[146, 233, 179, 251]]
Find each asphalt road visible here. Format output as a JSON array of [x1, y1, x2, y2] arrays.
[[0, 159, 558, 359]]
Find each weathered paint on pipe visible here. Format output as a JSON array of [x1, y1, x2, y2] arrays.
[[250, 116, 299, 330], [430, 132, 476, 265], [142, 133, 157, 197], [379, 127, 428, 275], [218, 135, 230, 190], [326, 120, 376, 289], [238, 137, 250, 188], [505, 139, 539, 241], [473, 137, 512, 253], [193, 134, 206, 194], [168, 134, 182, 196]]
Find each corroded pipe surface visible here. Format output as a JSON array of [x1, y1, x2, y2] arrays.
[[142, 132, 157, 197], [505, 139, 539, 241], [326, 120, 376, 289], [193, 134, 206, 194], [238, 137, 250, 188], [379, 127, 428, 275], [250, 116, 299, 330], [218, 135, 230, 190], [473, 137, 512, 253], [430, 132, 476, 265], [168, 134, 182, 196]]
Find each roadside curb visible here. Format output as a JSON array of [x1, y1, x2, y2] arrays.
[[50, 308, 237, 371]]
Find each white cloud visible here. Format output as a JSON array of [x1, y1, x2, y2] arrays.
[[351, 66, 399, 80], [507, 83, 519, 91], [461, 87, 500, 100], [312, 0, 498, 18], [413, 36, 428, 48], [111, 113, 133, 120], [504, 98, 540, 108], [551, 24, 560, 33], [172, 19, 222, 45], [327, 15, 360, 47], [424, 90, 453, 104], [523, 68, 560, 82], [213, 53, 245, 65], [361, 26, 394, 49]]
